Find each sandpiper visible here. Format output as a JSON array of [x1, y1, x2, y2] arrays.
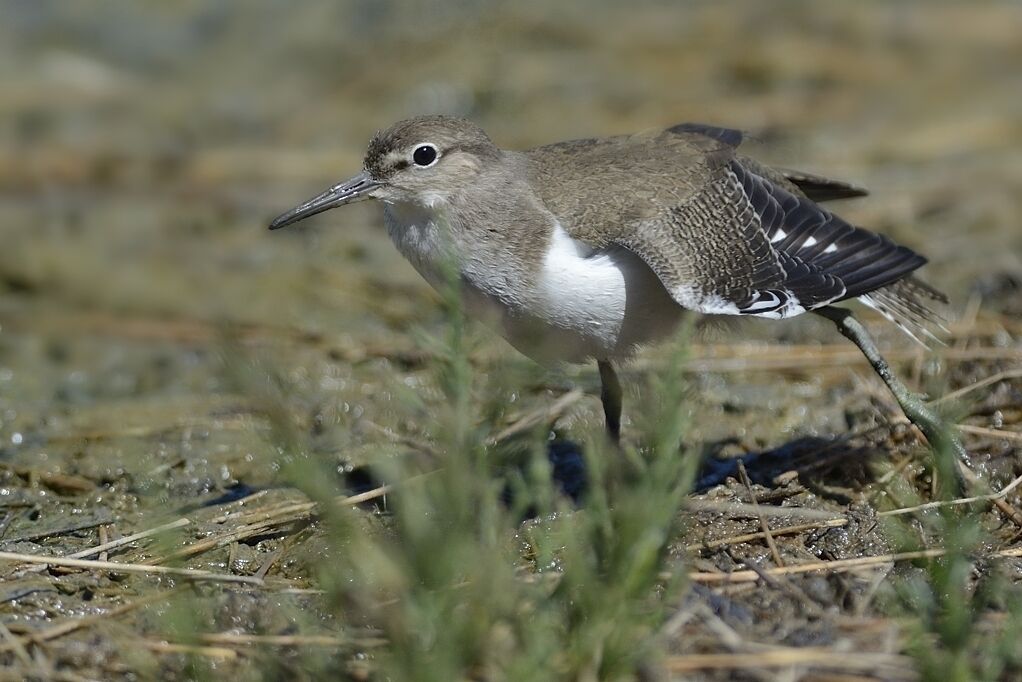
[[270, 116, 962, 459]]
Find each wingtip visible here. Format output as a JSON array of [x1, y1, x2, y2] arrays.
[[778, 168, 870, 202]]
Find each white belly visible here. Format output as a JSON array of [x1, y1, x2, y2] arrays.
[[513, 224, 682, 363], [384, 204, 682, 364]]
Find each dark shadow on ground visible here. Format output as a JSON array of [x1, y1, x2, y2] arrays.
[[185, 435, 878, 517], [695, 435, 879, 492]]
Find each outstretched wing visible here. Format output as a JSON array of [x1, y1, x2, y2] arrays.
[[526, 123, 929, 322]]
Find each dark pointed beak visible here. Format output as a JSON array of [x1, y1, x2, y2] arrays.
[[269, 171, 378, 230]]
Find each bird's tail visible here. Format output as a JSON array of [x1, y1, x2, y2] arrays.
[[858, 276, 950, 347]]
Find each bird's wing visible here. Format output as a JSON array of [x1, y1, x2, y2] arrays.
[[525, 123, 924, 319], [736, 156, 869, 202]]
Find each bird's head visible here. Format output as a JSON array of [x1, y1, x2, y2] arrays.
[[269, 116, 500, 230]]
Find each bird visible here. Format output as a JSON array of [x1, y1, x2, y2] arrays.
[[269, 115, 962, 460]]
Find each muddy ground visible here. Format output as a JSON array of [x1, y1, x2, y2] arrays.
[[1, 2, 1021, 680]]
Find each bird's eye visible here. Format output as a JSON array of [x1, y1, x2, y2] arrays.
[[412, 144, 438, 167]]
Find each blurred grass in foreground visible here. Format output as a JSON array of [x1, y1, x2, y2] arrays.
[[205, 268, 1022, 680], [211, 262, 700, 680]]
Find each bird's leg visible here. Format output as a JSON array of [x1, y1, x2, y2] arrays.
[[597, 359, 622, 444], [814, 306, 968, 472]]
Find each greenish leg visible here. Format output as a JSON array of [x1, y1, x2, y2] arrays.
[[814, 306, 968, 478], [597, 359, 622, 444]]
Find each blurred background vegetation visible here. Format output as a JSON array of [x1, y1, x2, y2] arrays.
[[1, 1, 1021, 680]]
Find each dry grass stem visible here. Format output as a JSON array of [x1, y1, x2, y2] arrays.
[[684, 500, 843, 521], [207, 498, 315, 525], [337, 485, 393, 506], [685, 544, 1022, 584], [929, 368, 1022, 405], [139, 640, 238, 660], [0, 551, 264, 585], [737, 460, 785, 567], [685, 518, 849, 552], [957, 424, 1022, 443], [954, 461, 1022, 529], [663, 647, 914, 677], [149, 515, 310, 565], [146, 487, 393, 567], [488, 388, 585, 444], [877, 473, 1022, 517], [67, 518, 191, 560]]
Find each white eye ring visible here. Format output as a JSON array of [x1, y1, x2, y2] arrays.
[[411, 143, 439, 168]]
